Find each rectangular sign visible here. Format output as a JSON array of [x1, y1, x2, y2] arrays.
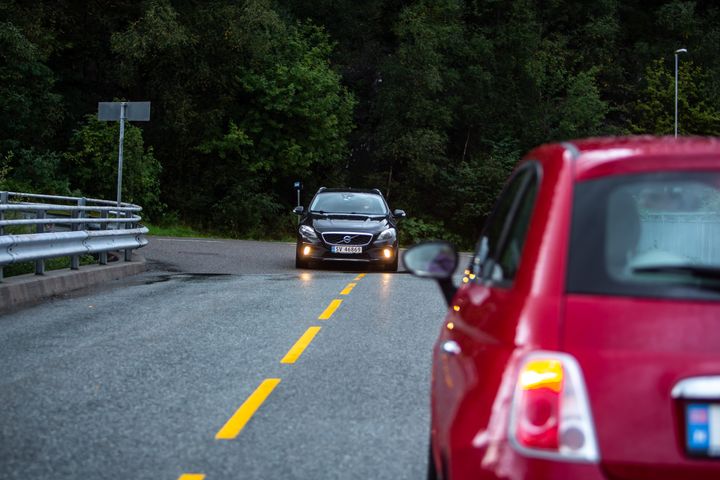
[[98, 102, 151, 121], [97, 102, 121, 121], [126, 102, 150, 121]]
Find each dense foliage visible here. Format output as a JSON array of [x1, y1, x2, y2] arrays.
[[2, 0, 720, 245]]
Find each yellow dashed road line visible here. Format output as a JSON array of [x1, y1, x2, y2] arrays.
[[215, 378, 281, 440], [178, 474, 205, 480], [281, 327, 321, 364], [318, 299, 342, 320], [186, 273, 366, 472], [340, 282, 357, 295]]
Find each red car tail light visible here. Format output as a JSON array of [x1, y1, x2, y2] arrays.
[[509, 351, 600, 462]]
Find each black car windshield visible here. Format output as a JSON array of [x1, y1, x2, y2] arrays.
[[310, 192, 388, 215], [567, 171, 720, 300]]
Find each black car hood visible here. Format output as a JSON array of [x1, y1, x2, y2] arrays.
[[309, 214, 390, 234]]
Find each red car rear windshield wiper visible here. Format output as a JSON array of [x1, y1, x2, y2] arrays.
[[632, 264, 720, 280]]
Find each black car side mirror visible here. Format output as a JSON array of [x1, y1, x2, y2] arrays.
[[293, 206, 304, 215], [393, 209, 406, 218], [403, 241, 458, 306]]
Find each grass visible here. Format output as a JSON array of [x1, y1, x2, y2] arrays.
[[2, 254, 97, 278], [144, 223, 214, 238], [144, 222, 295, 243]]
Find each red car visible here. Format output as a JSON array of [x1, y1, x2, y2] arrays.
[[404, 137, 720, 480]]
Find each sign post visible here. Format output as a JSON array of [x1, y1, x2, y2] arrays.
[[294, 181, 303, 207], [116, 102, 126, 208], [98, 101, 151, 208], [294, 181, 303, 224]]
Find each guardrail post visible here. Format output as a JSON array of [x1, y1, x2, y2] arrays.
[[35, 210, 46, 275], [123, 207, 132, 262], [99, 209, 108, 265], [0, 191, 7, 282], [71, 198, 86, 270]]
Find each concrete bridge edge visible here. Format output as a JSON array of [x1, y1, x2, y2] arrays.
[[0, 254, 146, 314]]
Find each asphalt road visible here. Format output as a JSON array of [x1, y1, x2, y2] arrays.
[[0, 237, 466, 479]]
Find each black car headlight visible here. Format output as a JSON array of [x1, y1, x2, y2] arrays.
[[299, 225, 319, 241], [377, 228, 396, 242]]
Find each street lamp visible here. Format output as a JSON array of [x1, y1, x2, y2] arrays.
[[675, 48, 687, 138]]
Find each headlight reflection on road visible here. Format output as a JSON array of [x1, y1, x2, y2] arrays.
[[300, 272, 312, 282], [379, 273, 393, 300]]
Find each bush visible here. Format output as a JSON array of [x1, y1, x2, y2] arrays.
[[0, 153, 11, 189], [1, 149, 70, 195], [399, 217, 464, 249], [65, 115, 164, 219], [213, 187, 283, 237]]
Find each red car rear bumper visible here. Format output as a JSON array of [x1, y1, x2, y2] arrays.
[[435, 440, 607, 480]]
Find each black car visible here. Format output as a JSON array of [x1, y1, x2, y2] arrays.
[[293, 187, 406, 271]]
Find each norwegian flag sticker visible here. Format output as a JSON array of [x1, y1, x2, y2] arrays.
[[687, 404, 711, 453], [689, 405, 709, 425]]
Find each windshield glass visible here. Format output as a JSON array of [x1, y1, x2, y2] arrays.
[[567, 171, 720, 299], [310, 192, 388, 215]]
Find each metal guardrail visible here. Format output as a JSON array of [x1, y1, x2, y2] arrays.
[[0, 191, 148, 281]]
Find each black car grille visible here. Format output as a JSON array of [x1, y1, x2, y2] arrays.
[[321, 232, 373, 246]]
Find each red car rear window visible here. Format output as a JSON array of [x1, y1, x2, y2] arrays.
[[567, 171, 720, 300]]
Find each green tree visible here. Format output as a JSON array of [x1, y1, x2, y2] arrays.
[[437, 139, 521, 243], [0, 154, 9, 189], [65, 116, 163, 218], [0, 20, 68, 194], [111, 0, 354, 235], [373, 0, 463, 204], [1, 149, 70, 195], [3, 0, 720, 243], [0, 22, 62, 152], [631, 59, 720, 136], [556, 70, 609, 139]]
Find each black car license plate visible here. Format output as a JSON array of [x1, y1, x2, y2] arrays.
[[331, 245, 362, 254]]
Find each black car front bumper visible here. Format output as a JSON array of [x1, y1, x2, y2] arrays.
[[296, 239, 398, 265]]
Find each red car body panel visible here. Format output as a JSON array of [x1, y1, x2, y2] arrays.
[[572, 137, 720, 180], [430, 137, 720, 479], [563, 295, 720, 480]]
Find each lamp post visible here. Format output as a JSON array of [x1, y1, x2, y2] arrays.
[[675, 48, 687, 138]]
